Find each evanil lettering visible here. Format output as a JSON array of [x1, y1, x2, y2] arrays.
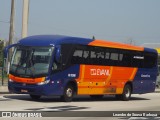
[[90, 69, 110, 76]]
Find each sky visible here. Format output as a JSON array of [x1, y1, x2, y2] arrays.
[[0, 0, 160, 45]]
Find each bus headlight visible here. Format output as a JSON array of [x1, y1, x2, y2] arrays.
[[9, 79, 14, 82], [37, 80, 50, 85]]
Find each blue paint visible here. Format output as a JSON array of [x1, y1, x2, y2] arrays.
[[144, 47, 157, 53], [18, 35, 93, 46], [132, 67, 158, 94], [8, 65, 80, 96]]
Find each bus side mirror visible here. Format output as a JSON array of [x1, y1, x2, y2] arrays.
[[3, 44, 17, 59], [3, 44, 17, 73], [55, 45, 61, 63]]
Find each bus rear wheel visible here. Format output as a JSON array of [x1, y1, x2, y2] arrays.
[[61, 85, 74, 102], [116, 84, 131, 101], [30, 95, 41, 100]]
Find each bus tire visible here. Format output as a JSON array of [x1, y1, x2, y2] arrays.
[[121, 84, 132, 101], [30, 95, 41, 100], [61, 85, 74, 102], [90, 95, 104, 100]]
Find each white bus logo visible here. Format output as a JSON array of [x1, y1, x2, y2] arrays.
[[90, 69, 110, 76]]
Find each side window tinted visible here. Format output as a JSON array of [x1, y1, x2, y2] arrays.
[[72, 49, 83, 64], [73, 50, 83, 57], [131, 52, 143, 67], [83, 51, 89, 59], [71, 45, 157, 68], [91, 51, 96, 58], [110, 53, 118, 61], [105, 52, 110, 59], [119, 54, 123, 61], [143, 52, 157, 68], [97, 51, 104, 59]]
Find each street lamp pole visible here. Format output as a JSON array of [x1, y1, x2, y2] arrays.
[[22, 0, 29, 38], [8, 0, 15, 62]]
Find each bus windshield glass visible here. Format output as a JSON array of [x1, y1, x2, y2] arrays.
[[10, 46, 53, 77]]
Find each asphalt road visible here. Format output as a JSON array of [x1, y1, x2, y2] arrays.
[[0, 92, 160, 120]]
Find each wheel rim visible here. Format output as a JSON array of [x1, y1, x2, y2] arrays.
[[66, 88, 73, 97], [125, 88, 130, 98]]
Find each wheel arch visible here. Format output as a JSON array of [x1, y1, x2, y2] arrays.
[[65, 80, 78, 95], [125, 81, 133, 93]]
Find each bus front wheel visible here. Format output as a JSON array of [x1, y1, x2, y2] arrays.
[[116, 84, 131, 101], [61, 85, 74, 102]]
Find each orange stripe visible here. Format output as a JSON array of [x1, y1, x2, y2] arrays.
[[89, 40, 144, 51], [77, 65, 85, 82], [9, 74, 45, 84], [81, 65, 85, 82], [129, 68, 138, 80]]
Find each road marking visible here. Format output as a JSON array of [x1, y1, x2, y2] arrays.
[[0, 96, 11, 101], [25, 105, 88, 111]]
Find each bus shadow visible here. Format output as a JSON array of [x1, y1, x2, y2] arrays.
[[73, 95, 150, 102], [3, 95, 150, 102]]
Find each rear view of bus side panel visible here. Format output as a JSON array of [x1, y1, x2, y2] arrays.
[[132, 67, 157, 94], [132, 48, 158, 94]]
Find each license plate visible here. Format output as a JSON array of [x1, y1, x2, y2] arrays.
[[21, 89, 28, 93]]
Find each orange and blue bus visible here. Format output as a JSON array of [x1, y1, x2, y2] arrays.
[[4, 35, 158, 102]]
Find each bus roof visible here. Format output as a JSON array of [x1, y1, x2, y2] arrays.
[[18, 35, 146, 51], [18, 35, 93, 47]]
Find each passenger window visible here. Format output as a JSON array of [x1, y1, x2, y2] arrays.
[[72, 49, 83, 64], [91, 51, 96, 58], [110, 53, 118, 60], [73, 50, 83, 57], [119, 54, 123, 61], [97, 52, 104, 59], [83, 51, 89, 58], [105, 52, 110, 59]]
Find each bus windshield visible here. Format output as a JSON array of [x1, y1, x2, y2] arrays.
[[10, 46, 53, 77]]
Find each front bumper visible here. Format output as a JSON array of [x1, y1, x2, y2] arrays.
[[8, 81, 63, 96]]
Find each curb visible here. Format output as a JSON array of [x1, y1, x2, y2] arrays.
[[0, 86, 9, 94], [0, 92, 10, 94]]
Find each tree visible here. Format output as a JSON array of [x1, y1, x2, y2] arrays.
[[0, 40, 4, 67]]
